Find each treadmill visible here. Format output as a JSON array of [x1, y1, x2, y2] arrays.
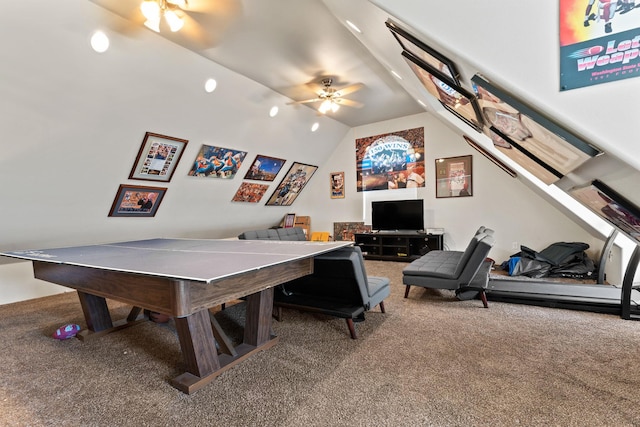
[[487, 231, 640, 319]]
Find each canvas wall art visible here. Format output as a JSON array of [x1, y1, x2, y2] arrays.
[[188, 145, 247, 179], [355, 127, 425, 192]]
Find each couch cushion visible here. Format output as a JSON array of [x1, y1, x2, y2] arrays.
[[403, 251, 463, 279], [276, 227, 307, 241], [238, 229, 280, 240]]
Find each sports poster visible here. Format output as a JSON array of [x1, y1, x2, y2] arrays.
[[560, 0, 640, 90], [355, 127, 425, 192]]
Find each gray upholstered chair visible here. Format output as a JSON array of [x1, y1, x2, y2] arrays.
[[402, 230, 495, 307], [274, 246, 390, 338]]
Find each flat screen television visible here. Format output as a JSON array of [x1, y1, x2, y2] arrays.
[[371, 199, 424, 231]]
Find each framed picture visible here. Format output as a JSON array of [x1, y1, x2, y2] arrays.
[[188, 144, 247, 179], [386, 19, 459, 84], [243, 155, 286, 181], [471, 74, 602, 185], [330, 171, 345, 199], [355, 127, 425, 192], [108, 184, 166, 217], [231, 182, 269, 203], [435, 155, 472, 198], [128, 132, 188, 182], [570, 180, 640, 244], [402, 51, 483, 132], [463, 136, 517, 178], [283, 213, 296, 228], [265, 162, 318, 206]]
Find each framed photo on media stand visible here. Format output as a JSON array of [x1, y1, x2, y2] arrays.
[[402, 51, 482, 132]]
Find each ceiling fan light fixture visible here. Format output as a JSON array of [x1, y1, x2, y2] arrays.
[[144, 18, 161, 32], [318, 99, 332, 114], [164, 9, 184, 32], [141, 0, 160, 21]]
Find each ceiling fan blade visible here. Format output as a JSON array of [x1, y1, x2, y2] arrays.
[[180, 0, 237, 13], [334, 83, 364, 97], [334, 98, 364, 108], [287, 98, 323, 105]]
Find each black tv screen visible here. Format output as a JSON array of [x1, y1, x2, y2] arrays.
[[372, 199, 424, 231]]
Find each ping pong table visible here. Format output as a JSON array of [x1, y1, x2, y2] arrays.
[[1, 238, 352, 393]]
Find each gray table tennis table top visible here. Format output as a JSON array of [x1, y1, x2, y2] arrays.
[[1, 238, 353, 283]]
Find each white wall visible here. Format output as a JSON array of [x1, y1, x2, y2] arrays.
[[309, 112, 605, 266], [0, 0, 626, 305], [0, 0, 350, 304]]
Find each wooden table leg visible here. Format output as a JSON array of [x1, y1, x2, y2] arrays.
[[244, 287, 274, 346], [170, 289, 279, 394], [77, 291, 112, 332]]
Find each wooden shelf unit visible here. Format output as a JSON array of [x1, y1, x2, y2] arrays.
[[354, 232, 443, 262]]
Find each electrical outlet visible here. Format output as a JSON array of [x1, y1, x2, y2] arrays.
[[512, 241, 519, 250]]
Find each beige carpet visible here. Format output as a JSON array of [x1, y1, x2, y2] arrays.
[[2, 260, 640, 426]]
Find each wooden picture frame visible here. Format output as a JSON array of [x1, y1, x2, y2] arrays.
[[108, 184, 166, 217], [128, 132, 188, 182], [265, 162, 318, 206], [330, 171, 345, 199], [402, 51, 483, 132], [386, 19, 460, 84], [435, 155, 473, 198], [243, 155, 286, 181], [463, 136, 517, 178]]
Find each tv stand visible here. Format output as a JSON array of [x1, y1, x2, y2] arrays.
[[354, 232, 443, 262]]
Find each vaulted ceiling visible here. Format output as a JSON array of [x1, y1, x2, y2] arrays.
[[89, 0, 425, 127]]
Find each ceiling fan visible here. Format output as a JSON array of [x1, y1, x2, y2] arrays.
[[290, 78, 364, 114], [90, 0, 242, 48]]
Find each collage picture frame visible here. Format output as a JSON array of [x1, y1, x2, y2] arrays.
[[128, 132, 188, 182]]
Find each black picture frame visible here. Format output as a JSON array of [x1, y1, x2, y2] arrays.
[[386, 19, 460, 85], [402, 51, 483, 132], [570, 180, 640, 244], [265, 162, 318, 206], [243, 154, 286, 181], [435, 155, 473, 198], [471, 74, 602, 185]]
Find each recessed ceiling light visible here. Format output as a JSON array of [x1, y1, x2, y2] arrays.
[[90, 31, 109, 53], [346, 20, 362, 33], [311, 122, 319, 132], [204, 78, 217, 93], [269, 106, 279, 117], [391, 70, 403, 80]]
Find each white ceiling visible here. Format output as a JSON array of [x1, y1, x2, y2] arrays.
[[89, 0, 425, 127]]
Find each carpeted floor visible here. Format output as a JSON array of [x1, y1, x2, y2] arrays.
[[2, 260, 640, 426]]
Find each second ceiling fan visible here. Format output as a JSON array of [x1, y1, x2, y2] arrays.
[[291, 78, 364, 114]]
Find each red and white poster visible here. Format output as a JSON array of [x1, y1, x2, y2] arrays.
[[560, 0, 640, 90]]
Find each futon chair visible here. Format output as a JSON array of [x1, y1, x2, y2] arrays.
[[274, 246, 390, 339], [402, 229, 495, 307]]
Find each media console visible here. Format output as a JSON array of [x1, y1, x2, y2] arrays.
[[354, 232, 444, 262]]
